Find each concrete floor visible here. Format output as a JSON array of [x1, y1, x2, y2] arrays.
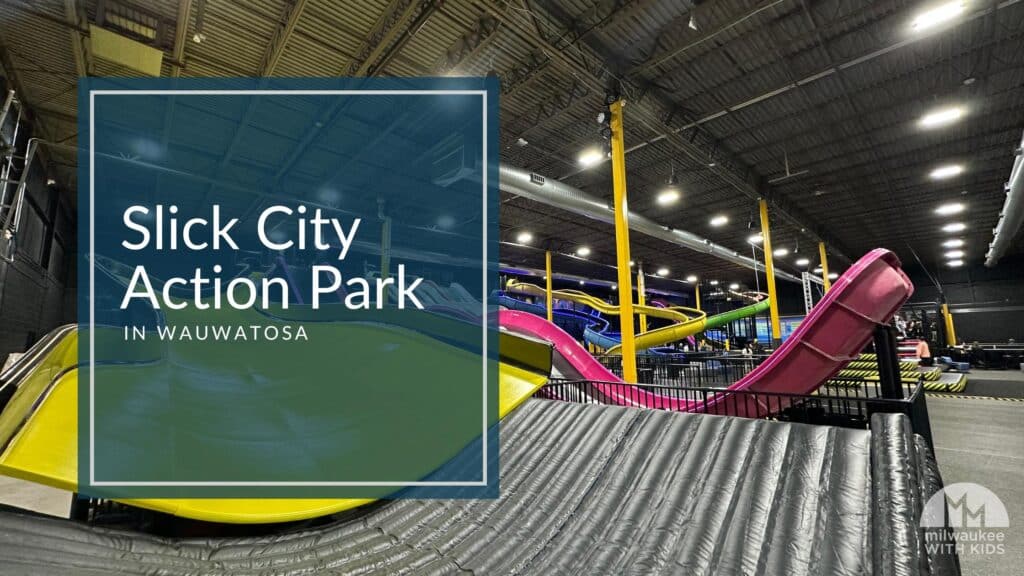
[[927, 395, 1024, 575]]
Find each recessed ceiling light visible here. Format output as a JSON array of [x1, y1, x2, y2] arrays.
[[934, 202, 965, 215], [709, 280, 719, 285], [437, 214, 456, 229], [656, 188, 681, 206], [794, 258, 810, 266], [942, 222, 966, 233], [747, 233, 763, 244], [945, 250, 965, 259], [576, 246, 591, 257], [686, 275, 698, 283], [578, 148, 603, 167], [728, 283, 740, 290], [813, 267, 823, 274], [828, 272, 839, 280], [709, 214, 729, 227], [910, 1, 966, 31], [930, 164, 964, 180], [516, 231, 533, 244], [773, 247, 789, 257], [919, 106, 966, 129], [947, 259, 964, 267], [656, 267, 669, 277], [942, 239, 964, 248]]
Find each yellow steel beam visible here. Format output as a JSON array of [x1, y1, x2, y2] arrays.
[[609, 100, 638, 382], [636, 261, 647, 333], [818, 241, 831, 292], [758, 198, 782, 342], [545, 250, 553, 323], [942, 303, 957, 346], [694, 282, 701, 312]]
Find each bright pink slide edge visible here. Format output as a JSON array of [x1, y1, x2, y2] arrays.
[[499, 248, 914, 414]]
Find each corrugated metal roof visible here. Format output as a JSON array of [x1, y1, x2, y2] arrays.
[[1, 0, 1021, 279]]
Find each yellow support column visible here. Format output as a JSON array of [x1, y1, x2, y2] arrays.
[[636, 262, 647, 333], [759, 198, 782, 344], [818, 241, 831, 292], [942, 303, 957, 346], [545, 250, 553, 323], [381, 216, 392, 304], [609, 99, 638, 383], [694, 282, 702, 312]]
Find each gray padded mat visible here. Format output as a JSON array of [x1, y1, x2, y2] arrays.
[[0, 399, 930, 576]]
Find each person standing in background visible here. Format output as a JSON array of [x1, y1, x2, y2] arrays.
[[916, 339, 933, 367]]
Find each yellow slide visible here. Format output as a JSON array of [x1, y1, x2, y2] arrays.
[[506, 280, 707, 354], [0, 326, 551, 524]]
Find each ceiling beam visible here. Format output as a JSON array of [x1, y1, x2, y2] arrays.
[[480, 0, 856, 262], [259, 0, 310, 76], [342, 0, 439, 77], [627, 0, 785, 77], [63, 0, 91, 76], [170, 0, 193, 77]]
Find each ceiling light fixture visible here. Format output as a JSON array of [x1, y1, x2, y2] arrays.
[[728, 283, 740, 290], [686, 275, 698, 283], [656, 267, 670, 277], [945, 250, 965, 259], [795, 258, 810, 266], [773, 247, 789, 257], [934, 202, 965, 215], [709, 280, 719, 286], [910, 1, 966, 31], [919, 105, 966, 128], [657, 162, 682, 206], [942, 222, 966, 233], [578, 148, 603, 167], [942, 239, 964, 248], [747, 233, 763, 244], [709, 214, 728, 227], [828, 272, 839, 280], [516, 231, 533, 244], [947, 259, 964, 267], [576, 246, 591, 257], [929, 164, 964, 180], [656, 189, 681, 206]]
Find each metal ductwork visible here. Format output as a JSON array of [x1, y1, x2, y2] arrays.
[[499, 164, 802, 284], [985, 131, 1024, 267]]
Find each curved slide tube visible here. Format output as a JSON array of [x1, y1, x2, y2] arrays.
[[495, 292, 607, 341], [506, 281, 710, 354], [501, 249, 913, 416], [584, 299, 769, 352]]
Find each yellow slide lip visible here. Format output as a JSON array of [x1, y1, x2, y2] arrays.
[[506, 280, 708, 354], [0, 327, 550, 524]]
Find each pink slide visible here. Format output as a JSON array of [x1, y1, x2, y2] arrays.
[[500, 249, 914, 416]]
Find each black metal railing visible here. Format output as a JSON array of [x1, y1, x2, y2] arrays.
[[536, 377, 934, 448], [596, 353, 770, 387]]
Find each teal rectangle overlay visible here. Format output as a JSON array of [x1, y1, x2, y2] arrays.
[[78, 78, 499, 499]]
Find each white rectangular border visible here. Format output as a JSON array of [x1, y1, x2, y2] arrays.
[[89, 89, 490, 487]]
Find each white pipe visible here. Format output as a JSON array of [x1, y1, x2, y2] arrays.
[[499, 163, 802, 283], [985, 131, 1024, 267]]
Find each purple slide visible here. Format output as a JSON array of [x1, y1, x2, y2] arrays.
[[500, 249, 914, 416]]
